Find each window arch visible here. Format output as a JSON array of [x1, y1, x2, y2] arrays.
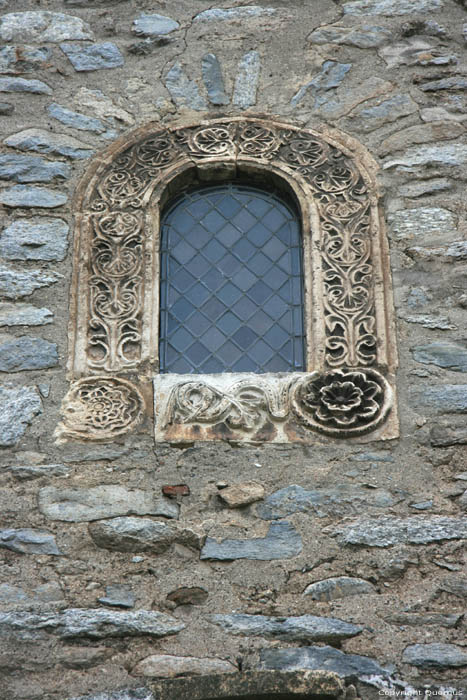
[[58, 118, 398, 444]]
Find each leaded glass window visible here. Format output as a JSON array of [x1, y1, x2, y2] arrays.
[[159, 182, 305, 374]]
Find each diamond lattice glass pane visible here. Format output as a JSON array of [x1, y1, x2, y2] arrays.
[[160, 182, 305, 373]]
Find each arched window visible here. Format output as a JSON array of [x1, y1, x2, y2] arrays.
[[159, 182, 305, 374]]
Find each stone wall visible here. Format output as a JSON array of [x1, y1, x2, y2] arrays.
[[0, 1, 467, 699]]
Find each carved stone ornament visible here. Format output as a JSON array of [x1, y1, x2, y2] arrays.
[[65, 116, 398, 443]]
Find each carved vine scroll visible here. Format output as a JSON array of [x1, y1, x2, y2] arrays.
[[62, 117, 397, 443]]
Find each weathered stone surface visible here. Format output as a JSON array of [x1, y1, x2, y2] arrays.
[[70, 692, 154, 700], [398, 178, 452, 198], [0, 264, 61, 299], [401, 19, 446, 37], [210, 613, 362, 643], [412, 385, 467, 413], [132, 14, 179, 37], [291, 61, 351, 108], [0, 303, 53, 326], [384, 144, 467, 169], [343, 0, 443, 15], [0, 582, 64, 610], [39, 486, 180, 522], [4, 129, 94, 159], [303, 577, 375, 601], [257, 484, 400, 520], [133, 654, 236, 678], [218, 482, 264, 508], [0, 77, 52, 94], [165, 63, 207, 111], [98, 585, 135, 609], [0, 384, 42, 446], [421, 106, 467, 122], [385, 612, 463, 628], [1, 463, 69, 480], [0, 528, 61, 555], [0, 154, 69, 183], [412, 342, 467, 372], [0, 218, 69, 261], [402, 313, 456, 330], [194, 7, 276, 21], [60, 42, 124, 72], [437, 576, 467, 598], [0, 185, 67, 208], [420, 76, 467, 91], [88, 517, 202, 552], [48, 103, 106, 134], [74, 87, 134, 125], [0, 45, 53, 74], [0, 12, 93, 42], [0, 609, 184, 640], [389, 207, 458, 243], [166, 587, 208, 607], [378, 38, 457, 69], [202, 54, 229, 106], [430, 426, 467, 447], [201, 522, 301, 560], [403, 643, 467, 669], [407, 241, 467, 262], [233, 51, 261, 109], [331, 516, 467, 546], [349, 94, 418, 131], [0, 101, 13, 115], [259, 645, 391, 678], [380, 122, 464, 156], [0, 336, 58, 370], [308, 25, 391, 48]]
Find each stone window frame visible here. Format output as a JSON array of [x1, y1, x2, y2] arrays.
[[57, 117, 398, 444]]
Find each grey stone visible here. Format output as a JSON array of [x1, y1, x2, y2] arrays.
[[256, 484, 400, 520], [398, 178, 452, 198], [0, 46, 53, 74], [421, 106, 467, 123], [0, 609, 184, 640], [132, 14, 179, 37], [0, 12, 93, 42], [343, 0, 443, 15], [407, 241, 467, 262], [437, 576, 467, 598], [47, 103, 106, 134], [233, 51, 261, 109], [401, 19, 446, 37], [0, 154, 70, 183], [385, 612, 463, 628], [210, 613, 362, 644], [0, 584, 28, 605], [2, 463, 69, 480], [259, 645, 391, 679], [60, 42, 124, 72], [70, 692, 154, 700], [384, 144, 467, 169], [127, 38, 172, 55], [378, 39, 456, 69], [350, 94, 418, 132], [132, 654, 236, 678], [202, 54, 229, 106], [420, 77, 467, 91], [303, 577, 376, 601], [4, 128, 95, 159], [0, 336, 58, 371], [401, 314, 456, 330], [0, 264, 62, 299], [403, 643, 467, 669], [0, 77, 51, 95], [388, 207, 458, 243], [0, 528, 61, 555], [0, 102, 13, 115], [88, 517, 203, 553], [194, 7, 276, 21], [0, 384, 42, 446], [165, 63, 207, 111], [98, 585, 135, 609], [291, 61, 351, 108], [412, 385, 467, 413], [200, 521, 302, 560], [410, 500, 433, 510], [0, 303, 53, 326], [349, 452, 394, 462], [308, 25, 392, 48], [331, 516, 467, 547], [0, 218, 69, 261], [0, 185, 67, 208], [38, 486, 180, 522], [412, 342, 467, 372]]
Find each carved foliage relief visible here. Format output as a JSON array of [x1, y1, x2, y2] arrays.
[[62, 118, 397, 443]]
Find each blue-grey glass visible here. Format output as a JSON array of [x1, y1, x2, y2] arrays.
[[159, 183, 305, 373]]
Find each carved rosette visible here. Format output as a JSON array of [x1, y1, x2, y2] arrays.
[[56, 377, 144, 442]]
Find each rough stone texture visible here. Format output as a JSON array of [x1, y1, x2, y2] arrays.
[[384, 144, 467, 169], [437, 576, 467, 599], [380, 122, 465, 156], [73, 87, 134, 125], [98, 585, 135, 609], [132, 14, 180, 37], [0, 609, 185, 640], [407, 241, 467, 262], [202, 54, 229, 106], [0, 528, 62, 555], [0, 581, 64, 609], [0, 336, 58, 370], [132, 655, 236, 678], [0, 154, 70, 183], [378, 38, 457, 69], [402, 644, 467, 669], [331, 516, 467, 546], [60, 42, 124, 72], [402, 314, 455, 330], [0, 264, 62, 299], [0, 77, 52, 94], [0, 384, 42, 446], [430, 426, 467, 447], [233, 51, 261, 109], [194, 7, 277, 21], [349, 94, 418, 132], [0, 101, 13, 115], [200, 522, 302, 560], [385, 612, 463, 628], [259, 645, 391, 678], [1, 463, 70, 480], [308, 25, 392, 48], [420, 76, 467, 91], [0, 45, 52, 74], [38, 486, 180, 522], [0, 218, 69, 261], [88, 517, 203, 552], [0, 12, 93, 42], [398, 178, 451, 198], [210, 613, 363, 643], [343, 0, 443, 14], [164, 63, 207, 111], [389, 207, 458, 243], [166, 587, 208, 607], [412, 385, 467, 413], [218, 481, 264, 507], [4, 129, 94, 159], [48, 103, 106, 134], [303, 577, 376, 601], [0, 185, 67, 208], [0, 303, 53, 326], [412, 342, 467, 372], [291, 61, 351, 108]]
